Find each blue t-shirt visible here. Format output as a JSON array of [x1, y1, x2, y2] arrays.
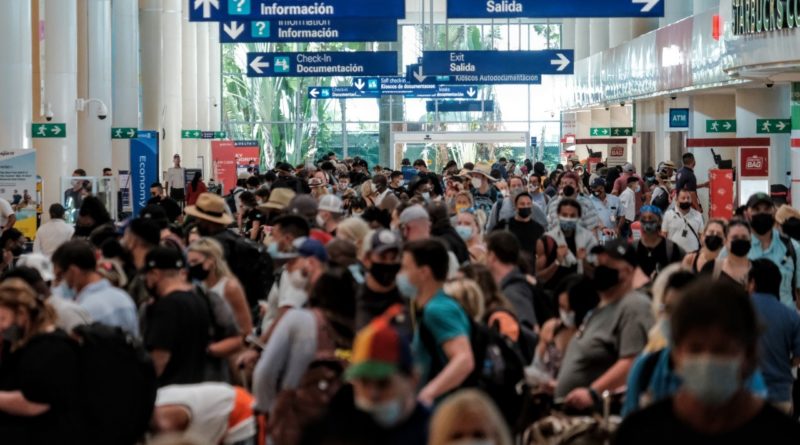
[[413, 290, 471, 386], [752, 292, 800, 403], [748, 230, 800, 308]]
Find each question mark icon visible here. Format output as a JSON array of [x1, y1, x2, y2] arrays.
[[236, 0, 246, 12], [256, 22, 266, 35]]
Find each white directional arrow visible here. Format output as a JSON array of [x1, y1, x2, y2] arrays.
[[353, 79, 366, 90], [223, 21, 245, 40], [310, 88, 320, 98], [127, 129, 136, 138], [633, 0, 661, 13], [723, 121, 732, 130], [413, 66, 426, 83], [550, 53, 571, 72], [249, 56, 270, 74], [194, 0, 220, 19], [467, 88, 477, 98], [777, 121, 788, 131], [51, 125, 62, 136]]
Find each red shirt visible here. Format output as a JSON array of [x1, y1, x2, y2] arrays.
[[186, 181, 208, 206]]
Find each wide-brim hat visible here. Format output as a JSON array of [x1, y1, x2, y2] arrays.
[[263, 188, 296, 210], [470, 161, 496, 181], [185, 193, 234, 225]]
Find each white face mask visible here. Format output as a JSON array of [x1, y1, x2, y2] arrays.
[[315, 214, 326, 228], [559, 309, 576, 328], [287, 268, 308, 289], [471, 178, 483, 189]]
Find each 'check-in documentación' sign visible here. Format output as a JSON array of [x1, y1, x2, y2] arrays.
[[446, 0, 664, 19], [420, 50, 574, 77], [219, 18, 398, 43], [246, 51, 398, 77], [190, 0, 405, 21]]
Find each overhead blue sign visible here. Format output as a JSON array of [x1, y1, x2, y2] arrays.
[[669, 108, 690, 128], [129, 131, 159, 217], [190, 0, 405, 21], [353, 76, 482, 98], [219, 18, 398, 43], [446, 0, 664, 19], [421, 50, 574, 77], [405, 63, 543, 85], [246, 51, 398, 77], [307, 86, 381, 99], [426, 100, 495, 113]]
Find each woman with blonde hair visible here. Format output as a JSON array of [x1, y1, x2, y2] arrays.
[[455, 209, 487, 263], [444, 278, 486, 322], [337, 217, 371, 256], [0, 278, 84, 443], [428, 389, 513, 445], [187, 237, 253, 335]]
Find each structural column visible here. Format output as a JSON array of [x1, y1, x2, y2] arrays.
[[660, 0, 693, 27], [790, 83, 800, 205], [181, 4, 198, 168], [574, 19, 590, 60], [208, 25, 221, 134], [608, 19, 632, 49], [40, 0, 79, 212], [78, 0, 113, 176], [561, 19, 575, 51], [111, 0, 139, 173], [161, 0, 182, 172], [0, 0, 33, 150], [196, 23, 211, 177], [589, 19, 609, 56], [140, 0, 162, 133], [736, 86, 791, 189]]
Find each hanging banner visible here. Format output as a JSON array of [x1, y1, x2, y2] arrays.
[[0, 150, 38, 239], [129, 131, 160, 217], [212, 140, 260, 193], [739, 147, 769, 177], [709, 169, 734, 220]]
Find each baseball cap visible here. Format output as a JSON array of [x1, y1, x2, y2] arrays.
[[369, 229, 402, 254], [318, 194, 344, 214], [590, 178, 606, 189], [590, 239, 638, 267], [142, 246, 185, 272], [298, 238, 328, 263], [746, 192, 774, 209], [345, 314, 413, 380], [17, 253, 55, 282], [139, 204, 169, 229], [622, 163, 635, 173], [639, 205, 663, 218], [399, 205, 429, 225]]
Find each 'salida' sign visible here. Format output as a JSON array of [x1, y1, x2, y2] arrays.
[[732, 0, 800, 35]]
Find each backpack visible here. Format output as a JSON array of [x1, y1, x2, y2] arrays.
[[225, 188, 244, 214], [268, 309, 347, 445], [73, 323, 157, 445], [419, 307, 529, 431], [214, 231, 275, 316], [779, 234, 798, 293], [651, 186, 670, 212]]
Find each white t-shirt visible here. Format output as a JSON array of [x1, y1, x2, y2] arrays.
[[156, 383, 255, 444], [165, 167, 185, 189], [619, 188, 636, 223], [0, 198, 14, 227], [662, 208, 705, 253]]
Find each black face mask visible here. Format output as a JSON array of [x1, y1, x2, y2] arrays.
[[592, 265, 620, 291], [563, 185, 576, 197], [188, 263, 210, 281], [750, 213, 775, 236], [703, 235, 723, 252], [730, 239, 752, 257], [370, 263, 401, 287], [678, 202, 692, 211], [783, 218, 800, 241], [518, 207, 532, 219], [10, 247, 23, 257]]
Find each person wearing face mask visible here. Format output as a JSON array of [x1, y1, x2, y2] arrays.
[[662, 189, 705, 254], [527, 173, 550, 211], [487, 176, 548, 232], [589, 178, 624, 237], [355, 230, 405, 330], [492, 192, 545, 273], [388, 171, 407, 198], [776, 204, 800, 242], [316, 194, 345, 236], [618, 176, 640, 238], [398, 239, 474, 406], [455, 210, 487, 264], [428, 389, 513, 445], [743, 193, 800, 309], [468, 162, 499, 215], [537, 199, 598, 290], [633, 206, 685, 279], [702, 219, 753, 287], [187, 238, 253, 337], [545, 172, 600, 233], [683, 220, 727, 273], [527, 275, 599, 395], [556, 239, 654, 410], [140, 247, 212, 386], [615, 279, 800, 444], [612, 163, 647, 214], [50, 240, 139, 337], [303, 313, 430, 445]]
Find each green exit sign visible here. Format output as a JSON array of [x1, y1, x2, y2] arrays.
[[181, 130, 201, 139], [111, 127, 138, 139], [590, 128, 610, 136], [706, 119, 736, 133], [756, 119, 791, 134], [610, 127, 633, 136], [32, 123, 66, 138]]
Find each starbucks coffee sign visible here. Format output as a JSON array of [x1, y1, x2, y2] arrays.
[[732, 0, 800, 35]]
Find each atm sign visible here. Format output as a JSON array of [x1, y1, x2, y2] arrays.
[[740, 147, 768, 177]]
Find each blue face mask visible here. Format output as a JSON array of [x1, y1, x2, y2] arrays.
[[355, 397, 405, 428], [395, 273, 418, 299], [678, 355, 742, 406], [559, 217, 578, 233], [267, 242, 280, 257], [455, 225, 473, 241], [659, 318, 671, 345]]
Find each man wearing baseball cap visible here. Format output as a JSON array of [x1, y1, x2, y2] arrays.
[[356, 229, 404, 329], [305, 311, 429, 444], [745, 193, 800, 309]]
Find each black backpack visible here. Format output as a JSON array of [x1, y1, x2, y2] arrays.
[[651, 186, 670, 212], [214, 231, 275, 315], [73, 323, 157, 445], [225, 188, 244, 214], [419, 307, 529, 430]]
